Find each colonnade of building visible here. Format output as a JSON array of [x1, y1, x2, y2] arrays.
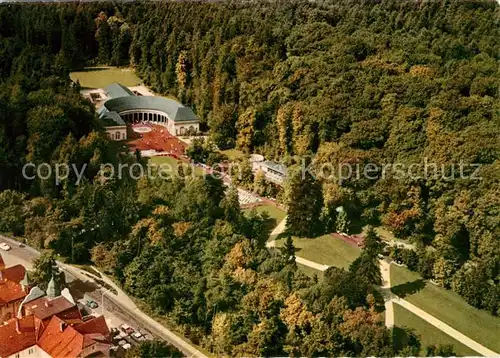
[[120, 111, 170, 125]]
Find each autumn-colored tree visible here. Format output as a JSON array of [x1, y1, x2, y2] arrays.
[[236, 107, 255, 153]]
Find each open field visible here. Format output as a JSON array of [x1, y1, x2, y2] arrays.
[[393, 304, 479, 357], [70, 67, 142, 88], [243, 203, 286, 222], [221, 148, 245, 161], [390, 264, 500, 353], [149, 156, 205, 177], [276, 234, 360, 270]]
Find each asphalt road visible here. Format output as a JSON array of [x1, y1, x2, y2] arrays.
[[0, 235, 208, 358]]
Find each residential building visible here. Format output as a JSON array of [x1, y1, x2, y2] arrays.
[[0, 256, 29, 324], [0, 254, 112, 358]]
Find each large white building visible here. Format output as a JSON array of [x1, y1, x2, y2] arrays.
[[95, 83, 200, 141]]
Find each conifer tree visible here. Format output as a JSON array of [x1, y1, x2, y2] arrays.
[[285, 167, 323, 237]]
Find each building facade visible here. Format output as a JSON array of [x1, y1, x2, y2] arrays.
[[97, 83, 200, 140], [0, 257, 29, 324], [0, 255, 112, 358]]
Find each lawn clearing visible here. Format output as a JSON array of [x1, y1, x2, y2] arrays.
[[243, 203, 286, 222], [70, 67, 141, 88], [276, 234, 360, 270], [390, 264, 500, 353], [221, 148, 245, 161], [393, 304, 479, 357], [149, 156, 205, 177]]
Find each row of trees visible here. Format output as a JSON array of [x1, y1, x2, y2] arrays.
[[389, 245, 499, 315]]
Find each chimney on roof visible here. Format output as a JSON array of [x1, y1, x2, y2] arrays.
[[15, 318, 21, 334], [44, 300, 50, 308], [59, 322, 66, 332]]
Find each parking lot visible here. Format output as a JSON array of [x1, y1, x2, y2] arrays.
[[77, 294, 155, 355]]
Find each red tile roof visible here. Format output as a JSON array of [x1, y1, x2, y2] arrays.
[[3, 264, 26, 283], [75, 315, 110, 340], [0, 316, 37, 357], [0, 254, 5, 269], [38, 316, 85, 358], [38, 315, 111, 358], [0, 279, 26, 306], [24, 296, 81, 322]]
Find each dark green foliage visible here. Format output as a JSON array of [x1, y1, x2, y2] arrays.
[[30, 250, 57, 290], [349, 227, 382, 285], [285, 167, 324, 237], [125, 339, 183, 358], [0, 0, 497, 354], [425, 344, 456, 357], [390, 246, 419, 271], [349, 254, 382, 286], [281, 236, 296, 263], [363, 226, 384, 257]]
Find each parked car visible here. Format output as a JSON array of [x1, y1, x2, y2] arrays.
[[85, 299, 98, 309], [131, 331, 146, 342], [119, 324, 135, 335], [0, 243, 11, 251]]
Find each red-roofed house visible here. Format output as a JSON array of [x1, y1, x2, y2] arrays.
[[23, 296, 82, 325], [0, 255, 111, 358], [37, 316, 111, 358], [0, 256, 29, 324], [0, 315, 40, 358], [2, 265, 26, 284]]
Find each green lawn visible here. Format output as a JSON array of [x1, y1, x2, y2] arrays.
[[221, 149, 245, 161], [391, 264, 500, 353], [276, 234, 360, 270], [243, 203, 286, 222], [243, 204, 286, 241], [70, 67, 141, 88], [149, 156, 205, 176], [393, 304, 479, 357]]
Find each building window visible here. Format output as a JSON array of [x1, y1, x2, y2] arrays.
[[115, 131, 121, 140], [29, 348, 35, 354], [15, 354, 20, 358]]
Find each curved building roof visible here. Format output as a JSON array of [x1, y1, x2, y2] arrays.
[[100, 83, 198, 123], [102, 96, 198, 122]]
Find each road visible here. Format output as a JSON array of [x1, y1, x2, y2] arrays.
[[265, 217, 329, 272], [379, 260, 499, 357], [0, 235, 208, 358], [380, 259, 395, 328], [269, 215, 287, 237]]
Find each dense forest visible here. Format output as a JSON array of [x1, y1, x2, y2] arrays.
[[0, 0, 498, 355]]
